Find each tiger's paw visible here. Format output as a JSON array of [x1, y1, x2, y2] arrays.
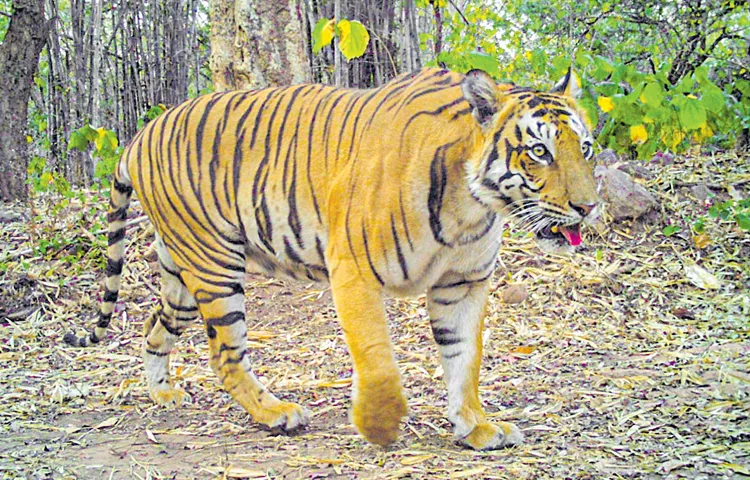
[[459, 421, 524, 450], [351, 377, 407, 446], [256, 401, 310, 431], [150, 387, 191, 407]]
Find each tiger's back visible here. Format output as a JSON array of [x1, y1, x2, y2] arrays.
[[126, 69, 477, 293]]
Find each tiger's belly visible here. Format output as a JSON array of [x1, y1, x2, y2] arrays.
[[243, 238, 329, 283], [241, 218, 503, 298]]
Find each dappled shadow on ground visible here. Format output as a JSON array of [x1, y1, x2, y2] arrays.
[[1, 153, 748, 479]]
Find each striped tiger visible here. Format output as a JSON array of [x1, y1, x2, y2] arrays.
[[65, 67, 600, 450]]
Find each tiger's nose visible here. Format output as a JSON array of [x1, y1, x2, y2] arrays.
[[570, 202, 596, 217]]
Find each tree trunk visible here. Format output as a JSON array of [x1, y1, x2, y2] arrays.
[[0, 0, 49, 202], [210, 0, 310, 91]]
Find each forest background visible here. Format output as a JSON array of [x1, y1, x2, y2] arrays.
[[0, 0, 748, 204]]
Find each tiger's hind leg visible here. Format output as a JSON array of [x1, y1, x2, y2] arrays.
[[182, 269, 309, 431], [142, 235, 198, 407]]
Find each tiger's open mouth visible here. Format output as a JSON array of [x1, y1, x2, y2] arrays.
[[536, 223, 583, 247]]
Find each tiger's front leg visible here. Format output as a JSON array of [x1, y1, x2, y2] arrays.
[[329, 258, 408, 446], [427, 276, 523, 450]]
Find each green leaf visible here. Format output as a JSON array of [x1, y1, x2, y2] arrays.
[[337, 19, 369, 61], [674, 75, 695, 94], [312, 18, 335, 54], [466, 52, 499, 76], [78, 124, 98, 142], [591, 55, 614, 81], [67, 131, 89, 151], [700, 84, 725, 113], [678, 98, 707, 130], [662, 225, 681, 237], [641, 82, 663, 106], [735, 80, 750, 98], [736, 213, 750, 231]]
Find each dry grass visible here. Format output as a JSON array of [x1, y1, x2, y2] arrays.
[[0, 152, 748, 479]]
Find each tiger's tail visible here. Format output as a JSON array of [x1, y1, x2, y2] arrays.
[[64, 165, 133, 347]]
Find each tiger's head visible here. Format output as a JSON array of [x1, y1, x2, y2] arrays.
[[462, 69, 601, 253]]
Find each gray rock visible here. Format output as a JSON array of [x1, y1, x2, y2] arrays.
[[594, 165, 658, 220], [617, 161, 655, 180], [595, 148, 620, 166]]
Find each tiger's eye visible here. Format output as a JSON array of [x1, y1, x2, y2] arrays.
[[582, 142, 593, 158], [532, 145, 547, 157]]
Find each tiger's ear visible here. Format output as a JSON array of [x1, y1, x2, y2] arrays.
[[550, 67, 581, 99], [461, 69, 499, 127]]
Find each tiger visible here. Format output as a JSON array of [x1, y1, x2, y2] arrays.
[[65, 67, 601, 450]]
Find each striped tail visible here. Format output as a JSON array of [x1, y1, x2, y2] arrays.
[[64, 169, 133, 347]]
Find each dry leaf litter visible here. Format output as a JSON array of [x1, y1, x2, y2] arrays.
[[0, 152, 748, 479]]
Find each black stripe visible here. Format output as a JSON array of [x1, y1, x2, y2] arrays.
[[398, 190, 414, 251], [457, 213, 496, 245], [390, 214, 409, 280], [160, 315, 182, 336], [432, 327, 462, 346], [256, 197, 275, 254], [362, 224, 384, 286], [401, 97, 465, 136], [431, 295, 466, 306], [433, 271, 492, 289], [283, 236, 304, 265], [402, 78, 455, 106], [103, 289, 118, 303], [219, 342, 243, 352], [108, 228, 125, 245], [161, 263, 184, 285], [315, 236, 326, 265], [274, 85, 308, 167], [105, 258, 123, 276], [96, 311, 112, 328], [526, 95, 544, 108], [287, 162, 304, 248], [342, 88, 383, 165], [428, 142, 456, 247], [107, 207, 127, 223], [223, 349, 248, 365], [306, 88, 337, 223], [206, 311, 245, 327], [113, 179, 133, 195], [167, 300, 198, 312], [194, 282, 244, 303], [146, 349, 169, 357]]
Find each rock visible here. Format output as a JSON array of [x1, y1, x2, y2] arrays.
[[690, 183, 711, 204], [594, 165, 658, 220], [650, 151, 675, 165], [501, 284, 528, 304], [595, 148, 620, 166], [617, 161, 655, 180]]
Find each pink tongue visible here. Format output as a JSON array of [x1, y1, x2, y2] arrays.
[[559, 225, 582, 246]]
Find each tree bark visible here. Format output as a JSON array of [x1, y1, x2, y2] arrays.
[[0, 0, 49, 202], [210, 0, 311, 91]]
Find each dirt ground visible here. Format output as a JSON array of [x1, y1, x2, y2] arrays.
[[1, 153, 748, 479]]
